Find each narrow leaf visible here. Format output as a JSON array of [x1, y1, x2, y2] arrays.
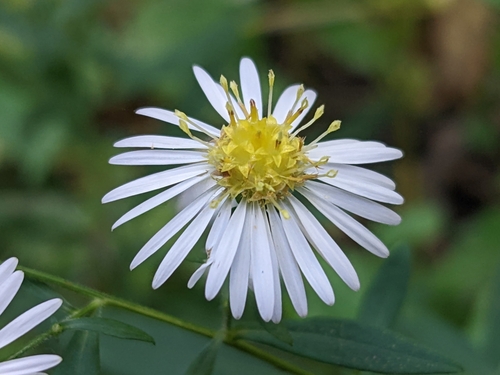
[[184, 337, 222, 375], [238, 318, 462, 374], [259, 320, 293, 346], [358, 244, 411, 327], [52, 330, 100, 375], [60, 317, 155, 344]]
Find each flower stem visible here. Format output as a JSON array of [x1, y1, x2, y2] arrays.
[[18, 265, 311, 375], [7, 328, 58, 360]]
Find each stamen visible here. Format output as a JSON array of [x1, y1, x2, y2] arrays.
[[285, 85, 305, 122], [249, 99, 259, 122], [220, 75, 240, 121], [284, 97, 308, 127], [178, 119, 212, 147], [268, 197, 290, 220], [230, 81, 249, 118], [225, 103, 237, 126], [290, 105, 324, 137], [267, 70, 275, 118], [175, 110, 218, 140], [307, 120, 341, 147], [317, 169, 338, 178]]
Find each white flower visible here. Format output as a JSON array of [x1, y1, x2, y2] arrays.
[[0, 257, 62, 375], [103, 57, 403, 322]]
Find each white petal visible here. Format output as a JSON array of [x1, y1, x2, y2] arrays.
[[310, 144, 403, 164], [205, 200, 247, 301], [313, 140, 386, 154], [318, 175, 404, 205], [263, 215, 282, 323], [135, 107, 220, 138], [175, 175, 218, 212], [272, 84, 301, 123], [299, 189, 390, 258], [0, 271, 23, 316], [0, 355, 62, 375], [240, 57, 262, 118], [112, 175, 211, 230], [187, 261, 212, 289], [109, 150, 207, 166], [152, 196, 224, 288], [130, 186, 218, 269], [0, 258, 18, 286], [250, 203, 275, 322], [267, 207, 307, 317], [279, 204, 335, 305], [229, 209, 252, 319], [102, 163, 211, 203], [301, 182, 401, 225], [0, 299, 62, 350], [324, 163, 396, 190], [309, 139, 360, 148], [286, 196, 360, 290], [289, 89, 317, 132], [114, 135, 207, 149], [192, 66, 230, 122], [206, 198, 232, 256]]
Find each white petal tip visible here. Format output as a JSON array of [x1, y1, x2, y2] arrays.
[[129, 259, 140, 271], [205, 290, 217, 301], [135, 107, 151, 116], [51, 298, 64, 310], [231, 312, 243, 320], [297, 310, 308, 318], [3, 257, 19, 267], [378, 250, 390, 258], [261, 315, 272, 323], [350, 282, 361, 291]]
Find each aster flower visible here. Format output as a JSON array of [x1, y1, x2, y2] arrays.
[[0, 258, 62, 375], [103, 58, 403, 322]]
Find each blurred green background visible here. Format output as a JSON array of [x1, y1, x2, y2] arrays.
[[0, 0, 499, 374]]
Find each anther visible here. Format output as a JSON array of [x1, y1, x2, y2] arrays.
[[291, 104, 325, 137], [308, 120, 341, 146], [285, 98, 308, 126], [267, 70, 275, 117], [175, 109, 217, 140], [230, 81, 250, 118], [249, 99, 259, 121]]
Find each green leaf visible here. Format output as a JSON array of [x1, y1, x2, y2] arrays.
[[238, 318, 462, 374], [52, 330, 100, 375], [482, 264, 500, 366], [184, 337, 222, 375], [60, 317, 155, 344], [358, 244, 411, 327], [21, 278, 75, 312], [259, 320, 293, 346]]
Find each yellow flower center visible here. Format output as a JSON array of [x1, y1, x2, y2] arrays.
[[177, 70, 341, 210], [208, 112, 318, 203]]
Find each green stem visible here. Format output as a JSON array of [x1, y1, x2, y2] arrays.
[[7, 328, 58, 360], [19, 266, 214, 338], [19, 266, 310, 375]]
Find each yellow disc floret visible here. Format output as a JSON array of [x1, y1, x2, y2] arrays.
[[177, 70, 341, 207], [208, 110, 317, 202]]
